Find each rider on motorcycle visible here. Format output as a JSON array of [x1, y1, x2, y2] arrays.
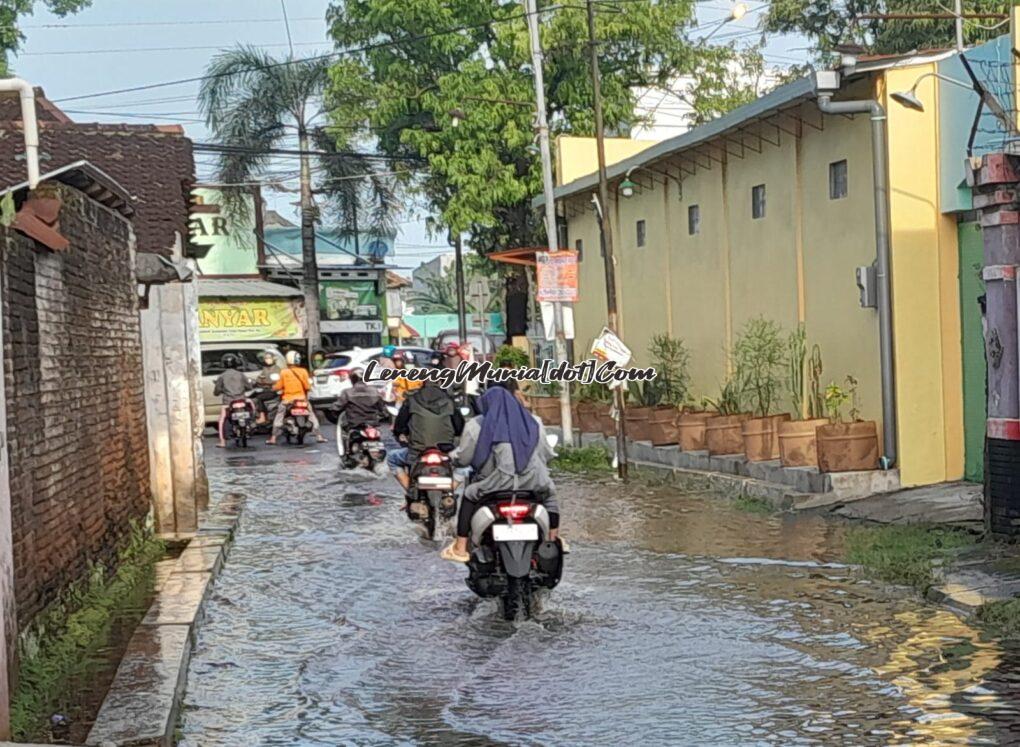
[[388, 381, 464, 491], [391, 351, 423, 404], [213, 353, 250, 448], [440, 386, 558, 563], [334, 371, 389, 428], [267, 351, 327, 445], [253, 350, 281, 424]]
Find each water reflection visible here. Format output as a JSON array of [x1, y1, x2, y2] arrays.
[[180, 450, 1020, 745]]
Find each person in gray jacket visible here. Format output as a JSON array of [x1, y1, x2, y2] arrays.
[[441, 386, 559, 563], [213, 353, 251, 448]]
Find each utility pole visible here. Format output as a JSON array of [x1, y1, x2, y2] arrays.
[[954, 0, 964, 52], [524, 0, 575, 445], [453, 233, 468, 342], [298, 123, 320, 353], [587, 0, 628, 479]]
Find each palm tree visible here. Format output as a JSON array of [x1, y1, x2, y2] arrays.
[[409, 267, 502, 315], [199, 46, 397, 349]]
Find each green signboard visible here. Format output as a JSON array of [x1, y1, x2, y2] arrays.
[[190, 187, 259, 276], [320, 280, 382, 321]]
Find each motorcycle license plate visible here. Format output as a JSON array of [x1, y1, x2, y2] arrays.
[[290, 408, 309, 416], [493, 523, 538, 542], [232, 413, 248, 421], [417, 476, 453, 490]]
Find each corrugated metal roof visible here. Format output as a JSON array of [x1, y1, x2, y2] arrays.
[[197, 278, 303, 298]]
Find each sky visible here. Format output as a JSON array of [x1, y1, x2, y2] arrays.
[[11, 0, 809, 272]]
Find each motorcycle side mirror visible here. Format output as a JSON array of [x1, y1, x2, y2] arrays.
[[546, 433, 560, 449], [436, 442, 456, 454], [459, 406, 471, 417]]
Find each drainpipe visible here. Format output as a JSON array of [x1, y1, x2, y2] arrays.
[[816, 88, 897, 469], [0, 79, 38, 188]]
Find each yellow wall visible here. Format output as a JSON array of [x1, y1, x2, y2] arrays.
[[883, 64, 964, 485], [555, 136, 657, 186], [560, 76, 965, 487]]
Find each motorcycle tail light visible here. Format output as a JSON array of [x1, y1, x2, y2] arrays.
[[364, 427, 380, 439], [231, 401, 247, 409], [420, 452, 444, 465], [497, 503, 531, 521], [330, 370, 350, 382]]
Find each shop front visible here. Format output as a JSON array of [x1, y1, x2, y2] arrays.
[[319, 277, 387, 350], [197, 279, 307, 346]]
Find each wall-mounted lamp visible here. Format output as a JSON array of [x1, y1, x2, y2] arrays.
[[449, 108, 468, 128], [890, 71, 974, 112], [619, 165, 683, 199]]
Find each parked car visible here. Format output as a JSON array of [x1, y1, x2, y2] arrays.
[[429, 329, 500, 362], [201, 343, 285, 425], [310, 346, 433, 422]]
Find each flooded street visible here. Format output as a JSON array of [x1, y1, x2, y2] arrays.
[[180, 435, 1020, 745]]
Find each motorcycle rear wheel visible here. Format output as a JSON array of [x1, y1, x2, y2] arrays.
[[502, 576, 531, 621]]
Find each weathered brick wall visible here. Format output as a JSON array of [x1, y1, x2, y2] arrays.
[[1, 183, 150, 626]]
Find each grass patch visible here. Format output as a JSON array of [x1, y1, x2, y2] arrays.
[[844, 524, 974, 593], [976, 598, 1020, 639], [732, 495, 774, 514], [10, 520, 165, 741], [550, 446, 612, 474]]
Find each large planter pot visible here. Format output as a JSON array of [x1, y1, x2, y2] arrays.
[[778, 418, 829, 468], [816, 421, 880, 472], [677, 411, 713, 451], [648, 406, 681, 446], [742, 413, 792, 462], [705, 414, 751, 456], [624, 406, 655, 442], [599, 407, 617, 437], [576, 402, 603, 434], [530, 396, 561, 426]]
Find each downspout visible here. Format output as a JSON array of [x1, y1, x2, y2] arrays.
[[0, 79, 38, 188], [816, 91, 897, 469]]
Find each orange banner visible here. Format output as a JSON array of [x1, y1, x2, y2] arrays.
[[536, 250, 579, 303]]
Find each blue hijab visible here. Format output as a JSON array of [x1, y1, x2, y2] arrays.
[[471, 387, 540, 473]]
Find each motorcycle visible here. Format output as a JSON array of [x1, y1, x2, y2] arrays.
[[405, 444, 458, 539], [226, 398, 255, 448], [465, 490, 564, 620], [281, 398, 314, 445], [340, 422, 387, 471]]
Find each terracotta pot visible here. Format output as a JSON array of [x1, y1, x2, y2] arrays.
[[705, 413, 751, 456], [576, 402, 603, 433], [599, 407, 616, 436], [778, 418, 829, 468], [677, 411, 713, 451], [742, 413, 792, 462], [624, 405, 655, 442], [648, 406, 681, 446], [816, 421, 880, 472], [530, 395, 561, 426]]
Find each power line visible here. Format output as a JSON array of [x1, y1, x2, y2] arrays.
[[23, 16, 324, 29], [21, 40, 331, 57], [193, 142, 424, 162]]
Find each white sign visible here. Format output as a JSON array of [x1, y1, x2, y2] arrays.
[[540, 302, 575, 341], [591, 327, 632, 367], [321, 320, 384, 333]]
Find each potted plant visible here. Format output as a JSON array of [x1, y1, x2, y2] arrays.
[[677, 400, 714, 451], [778, 331, 829, 467], [734, 317, 791, 461], [624, 380, 660, 442], [816, 375, 880, 472], [529, 380, 562, 425], [646, 334, 690, 446], [575, 382, 609, 433], [704, 375, 751, 456]]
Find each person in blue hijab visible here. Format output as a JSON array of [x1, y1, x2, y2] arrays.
[[441, 387, 558, 563]]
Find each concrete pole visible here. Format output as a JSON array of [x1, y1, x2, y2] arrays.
[[0, 236, 15, 739], [524, 0, 575, 446]]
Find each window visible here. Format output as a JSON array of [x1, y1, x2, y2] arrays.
[[200, 349, 268, 376], [556, 218, 569, 249], [688, 205, 700, 235], [575, 238, 584, 262], [751, 184, 766, 219], [636, 219, 646, 247], [829, 159, 848, 200]]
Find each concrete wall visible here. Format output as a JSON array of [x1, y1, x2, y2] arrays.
[[555, 136, 657, 186], [561, 76, 965, 487], [1, 184, 150, 628]]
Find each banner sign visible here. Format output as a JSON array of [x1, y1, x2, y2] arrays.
[[320, 280, 382, 321], [591, 327, 632, 367], [199, 299, 305, 342], [535, 251, 579, 303]]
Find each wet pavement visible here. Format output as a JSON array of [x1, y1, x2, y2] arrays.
[[180, 430, 1020, 745]]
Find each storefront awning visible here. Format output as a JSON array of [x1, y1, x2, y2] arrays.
[[197, 278, 303, 298], [488, 247, 565, 267]]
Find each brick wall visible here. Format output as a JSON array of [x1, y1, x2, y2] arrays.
[[1, 183, 150, 626]]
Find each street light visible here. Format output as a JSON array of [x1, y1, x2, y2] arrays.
[[700, 2, 749, 43], [619, 165, 683, 199], [890, 72, 975, 112], [449, 108, 468, 128]]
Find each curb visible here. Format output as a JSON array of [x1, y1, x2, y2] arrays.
[[81, 492, 245, 747]]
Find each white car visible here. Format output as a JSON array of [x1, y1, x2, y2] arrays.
[[200, 343, 285, 425], [310, 346, 433, 422]]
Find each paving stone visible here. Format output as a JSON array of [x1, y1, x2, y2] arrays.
[[85, 624, 191, 747], [142, 571, 211, 627], [174, 544, 223, 575]]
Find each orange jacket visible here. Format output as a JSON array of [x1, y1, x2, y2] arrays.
[[393, 376, 423, 403], [274, 366, 311, 403]]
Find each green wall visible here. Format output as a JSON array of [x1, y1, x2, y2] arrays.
[[958, 220, 986, 482]]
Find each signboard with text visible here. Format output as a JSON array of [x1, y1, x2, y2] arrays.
[[320, 280, 382, 321], [535, 250, 579, 303], [198, 299, 305, 342]]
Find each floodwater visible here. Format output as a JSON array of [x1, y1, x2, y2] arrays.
[[180, 436, 1020, 745]]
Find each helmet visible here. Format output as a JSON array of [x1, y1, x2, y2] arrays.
[[382, 345, 396, 357], [261, 351, 276, 365], [457, 342, 473, 360], [391, 351, 405, 362], [442, 342, 460, 356], [221, 353, 240, 370], [285, 350, 302, 366]]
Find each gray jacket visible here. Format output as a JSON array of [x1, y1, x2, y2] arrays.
[[452, 414, 556, 502], [214, 369, 249, 404]]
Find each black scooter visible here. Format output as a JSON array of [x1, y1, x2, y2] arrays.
[[405, 443, 458, 539]]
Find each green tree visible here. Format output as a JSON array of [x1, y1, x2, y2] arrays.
[[326, 0, 751, 253], [765, 0, 1011, 60], [0, 0, 91, 74], [408, 264, 502, 315], [199, 46, 398, 347]]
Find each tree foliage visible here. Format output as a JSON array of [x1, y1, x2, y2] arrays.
[[408, 264, 503, 315], [326, 0, 755, 253], [0, 0, 91, 74], [765, 0, 1011, 60]]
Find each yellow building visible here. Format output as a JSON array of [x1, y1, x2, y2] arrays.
[[541, 51, 993, 488]]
